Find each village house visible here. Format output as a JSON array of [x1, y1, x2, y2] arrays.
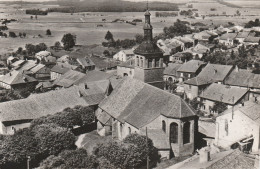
[[215, 101, 260, 154], [76, 57, 95, 71], [0, 80, 112, 135], [96, 78, 198, 159], [0, 70, 38, 90], [235, 31, 255, 43], [117, 58, 135, 78], [11, 60, 26, 69], [164, 63, 182, 83], [199, 83, 249, 114], [113, 49, 134, 62], [218, 33, 238, 46], [35, 51, 51, 61], [7, 56, 19, 65], [177, 60, 206, 82], [157, 39, 182, 57], [27, 64, 50, 80], [50, 63, 78, 80], [185, 43, 212, 59], [183, 63, 234, 100], [224, 68, 260, 100], [244, 36, 260, 47]]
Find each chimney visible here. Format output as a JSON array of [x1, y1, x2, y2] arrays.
[[199, 147, 210, 163], [84, 84, 88, 89], [235, 65, 239, 72]]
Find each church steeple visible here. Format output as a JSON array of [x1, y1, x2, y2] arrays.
[[143, 2, 153, 42]]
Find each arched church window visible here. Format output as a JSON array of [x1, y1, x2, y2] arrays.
[[183, 122, 190, 144], [155, 58, 160, 67], [136, 56, 139, 66], [170, 122, 178, 143], [140, 57, 144, 68], [162, 120, 166, 133], [148, 59, 153, 68]]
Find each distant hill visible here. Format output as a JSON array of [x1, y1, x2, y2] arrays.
[[47, 0, 180, 12]]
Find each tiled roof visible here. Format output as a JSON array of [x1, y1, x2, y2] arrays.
[[29, 64, 45, 74], [50, 64, 72, 74], [0, 82, 108, 123], [178, 149, 254, 169], [164, 63, 182, 76], [225, 69, 260, 89], [177, 60, 205, 73], [99, 78, 196, 129], [196, 63, 233, 85], [15, 60, 37, 71], [184, 76, 212, 86], [220, 101, 260, 125], [200, 83, 248, 105], [198, 120, 216, 138], [219, 33, 237, 40], [77, 57, 95, 67], [0, 70, 37, 85]]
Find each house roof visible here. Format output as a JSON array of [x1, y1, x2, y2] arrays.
[[225, 69, 260, 89], [29, 64, 46, 74], [11, 60, 25, 67], [57, 55, 70, 63], [244, 36, 260, 43], [134, 41, 163, 55], [35, 51, 51, 57], [140, 129, 170, 149], [177, 60, 205, 73], [178, 149, 254, 169], [200, 83, 248, 105], [164, 63, 182, 76], [50, 63, 77, 74], [54, 70, 112, 88], [122, 49, 134, 55], [196, 63, 233, 85], [184, 76, 212, 86], [0, 82, 108, 123], [219, 101, 260, 125], [76, 57, 95, 67], [198, 120, 216, 138], [118, 58, 135, 68], [236, 32, 250, 38], [98, 78, 196, 129], [15, 60, 37, 71], [45, 56, 56, 63], [219, 33, 237, 40], [0, 70, 37, 85]]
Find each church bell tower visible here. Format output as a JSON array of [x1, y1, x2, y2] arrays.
[[133, 8, 165, 89]]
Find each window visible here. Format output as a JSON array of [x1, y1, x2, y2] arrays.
[[136, 56, 139, 66], [170, 122, 178, 143], [183, 122, 190, 144], [162, 120, 166, 133], [155, 58, 160, 67], [189, 85, 191, 90], [128, 127, 131, 134], [225, 119, 228, 136], [180, 73, 183, 77], [140, 58, 143, 67], [148, 59, 153, 68]]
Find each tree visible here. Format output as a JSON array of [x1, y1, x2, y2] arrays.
[[46, 29, 51, 36], [135, 34, 144, 44], [54, 41, 61, 51], [61, 33, 76, 50], [18, 32, 22, 38], [211, 101, 227, 114], [105, 31, 114, 42], [23, 32, 26, 37], [39, 149, 98, 169], [25, 44, 36, 55], [9, 32, 16, 38], [16, 47, 23, 54], [103, 50, 110, 57], [33, 124, 76, 156]]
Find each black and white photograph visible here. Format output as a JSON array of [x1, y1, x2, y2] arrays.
[[0, 0, 259, 168]]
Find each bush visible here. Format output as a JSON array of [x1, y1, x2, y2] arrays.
[[9, 32, 16, 38], [26, 9, 48, 15], [46, 29, 51, 36]]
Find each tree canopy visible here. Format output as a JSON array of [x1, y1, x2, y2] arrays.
[[61, 33, 76, 50]]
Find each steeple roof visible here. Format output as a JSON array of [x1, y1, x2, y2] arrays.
[[134, 41, 163, 55]]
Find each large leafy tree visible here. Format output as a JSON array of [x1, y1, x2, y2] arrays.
[[61, 33, 76, 50], [105, 31, 114, 42]]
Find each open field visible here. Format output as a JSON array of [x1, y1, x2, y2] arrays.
[[223, 0, 260, 8], [1, 1, 260, 55]]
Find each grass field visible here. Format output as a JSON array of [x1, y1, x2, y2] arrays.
[[1, 1, 260, 56]]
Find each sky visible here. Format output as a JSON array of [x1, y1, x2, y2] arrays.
[[0, 0, 180, 2]]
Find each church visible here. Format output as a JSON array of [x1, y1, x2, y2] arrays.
[[96, 10, 198, 159]]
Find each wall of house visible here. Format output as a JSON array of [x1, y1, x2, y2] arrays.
[[0, 122, 31, 135], [117, 66, 134, 78], [113, 51, 127, 62], [184, 84, 199, 100], [164, 75, 179, 83], [50, 72, 61, 80], [215, 111, 260, 153]]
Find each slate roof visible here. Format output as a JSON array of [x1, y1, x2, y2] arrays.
[[177, 60, 205, 73], [29, 64, 46, 74], [184, 76, 212, 86], [200, 83, 248, 105], [98, 78, 196, 129], [220, 101, 260, 125], [225, 69, 260, 89], [0, 82, 108, 123], [134, 41, 163, 55], [15, 60, 37, 71], [164, 63, 182, 76], [0, 70, 37, 85], [195, 63, 233, 85]]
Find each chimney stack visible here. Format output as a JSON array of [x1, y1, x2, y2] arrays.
[[199, 147, 210, 163]]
